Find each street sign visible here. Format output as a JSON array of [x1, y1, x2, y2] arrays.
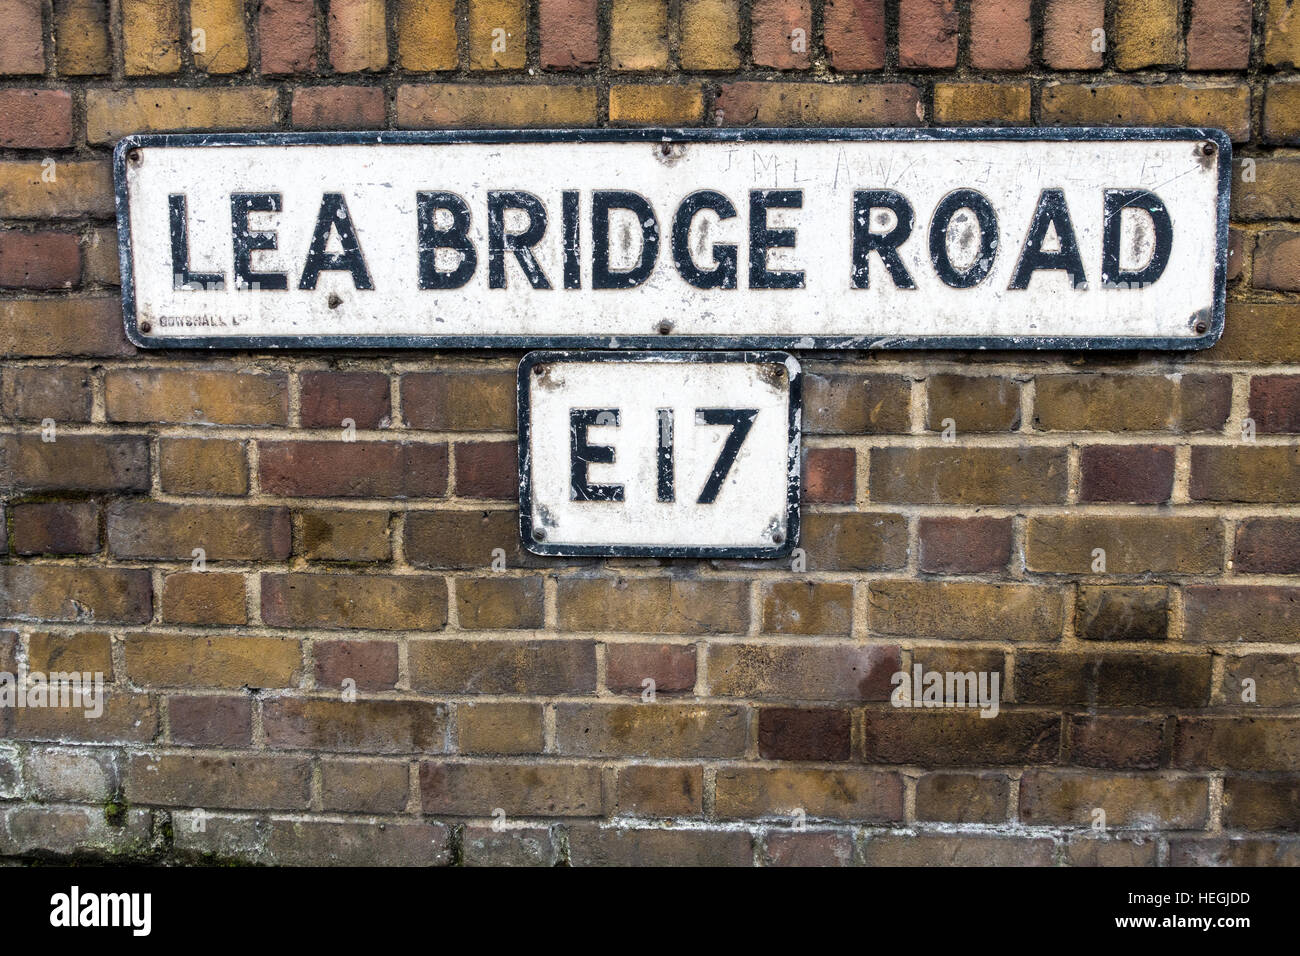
[[518, 351, 801, 558], [115, 127, 1230, 351]]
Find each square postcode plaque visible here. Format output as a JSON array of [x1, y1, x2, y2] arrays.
[[518, 351, 801, 558]]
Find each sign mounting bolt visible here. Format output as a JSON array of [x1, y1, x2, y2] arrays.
[[1199, 141, 1216, 157], [532, 528, 546, 542], [772, 530, 785, 545], [657, 320, 673, 335], [139, 320, 152, 333], [128, 149, 142, 165]]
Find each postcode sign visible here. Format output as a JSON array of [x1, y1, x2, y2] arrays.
[[115, 128, 1230, 351], [518, 352, 801, 558]]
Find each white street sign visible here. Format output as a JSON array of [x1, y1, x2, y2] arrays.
[[519, 352, 801, 557], [115, 128, 1230, 351]]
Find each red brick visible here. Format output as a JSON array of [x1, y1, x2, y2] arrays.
[[898, 0, 958, 68], [1187, 0, 1252, 70], [860, 708, 1062, 765], [1173, 717, 1300, 771], [264, 697, 447, 753], [454, 440, 516, 499], [314, 639, 399, 691], [1184, 585, 1300, 644], [752, 0, 812, 70], [1043, 0, 1104, 69], [299, 370, 391, 428], [0, 366, 93, 422], [0, 0, 44, 74], [1254, 229, 1300, 291], [259, 440, 447, 497], [1235, 520, 1300, 574], [1250, 375, 1300, 433], [0, 91, 73, 148], [1016, 651, 1211, 707], [917, 516, 1012, 574], [764, 830, 855, 866], [1068, 715, 1164, 769], [605, 642, 697, 695], [260, 0, 317, 74], [168, 696, 252, 747], [970, 0, 1031, 70], [758, 707, 851, 761], [539, 0, 598, 69], [11, 500, 99, 555], [802, 446, 855, 503], [824, 0, 885, 71], [292, 87, 386, 129], [0, 232, 80, 289], [1079, 444, 1175, 503]]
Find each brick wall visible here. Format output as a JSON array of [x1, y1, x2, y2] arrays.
[[0, 0, 1297, 866]]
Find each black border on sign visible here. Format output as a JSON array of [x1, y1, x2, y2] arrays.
[[113, 126, 1232, 352], [517, 350, 802, 559]]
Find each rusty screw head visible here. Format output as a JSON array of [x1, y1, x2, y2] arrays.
[[139, 320, 152, 334], [772, 530, 785, 545], [128, 149, 142, 165], [657, 320, 673, 335], [1194, 320, 1209, 334], [327, 293, 342, 309], [532, 364, 545, 376], [532, 528, 546, 542], [1200, 141, 1217, 157]]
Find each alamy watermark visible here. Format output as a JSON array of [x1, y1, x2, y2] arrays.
[[0, 664, 105, 719], [890, 665, 1000, 718]]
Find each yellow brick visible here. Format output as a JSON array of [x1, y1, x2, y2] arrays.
[[0, 161, 113, 219], [54, 0, 112, 75], [1265, 80, 1300, 143], [1114, 0, 1183, 70], [680, 0, 741, 71], [190, 0, 249, 73], [714, 81, 921, 126], [330, 0, 388, 72], [933, 82, 1031, 125], [1266, 0, 1300, 68], [1041, 82, 1251, 142], [612, 0, 669, 70], [609, 85, 706, 125], [122, 0, 181, 75], [86, 87, 279, 143], [398, 0, 458, 71], [125, 634, 301, 689], [396, 84, 598, 128], [469, 0, 527, 70]]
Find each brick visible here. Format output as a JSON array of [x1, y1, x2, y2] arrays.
[[54, 0, 112, 75], [539, 0, 597, 69], [1266, 0, 1300, 68], [1249, 376, 1300, 434], [567, 825, 752, 866], [714, 82, 921, 127], [752, 0, 812, 70], [160, 572, 247, 626], [12, 500, 100, 555], [398, 0, 457, 71], [1176, 717, 1300, 776], [462, 826, 557, 866], [258, 441, 447, 498], [1068, 715, 1163, 770], [1025, 516, 1222, 574], [910, 645, 1005, 688], [0, 0, 44, 74], [1076, 586, 1168, 642], [870, 447, 1067, 504], [606, 643, 696, 695], [0, 565, 151, 624], [933, 82, 1034, 125], [106, 368, 287, 425], [1222, 653, 1300, 707], [420, 760, 603, 816], [1223, 776, 1300, 831], [869, 580, 1064, 642], [558, 578, 748, 634], [126, 753, 311, 809], [320, 758, 410, 812], [260, 0, 316, 74], [468, 0, 526, 70], [456, 576, 544, 629], [614, 764, 702, 817], [314, 639, 399, 691], [1016, 651, 1211, 707], [716, 767, 903, 822], [917, 517, 1013, 574], [556, 702, 747, 758], [824, 0, 885, 71], [456, 701, 545, 754], [1044, 82, 1252, 142], [190, 0, 248, 72], [916, 772, 1010, 823], [1205, 302, 1300, 363], [330, 0, 387, 72], [397, 84, 598, 128], [0, 92, 73, 149], [1035, 373, 1229, 433], [402, 369, 514, 431], [1169, 836, 1300, 866], [1114, 0, 1182, 70], [898, 0, 957, 67], [0, 434, 149, 492], [4, 806, 152, 858], [122, 0, 181, 74], [10, 693, 154, 744], [758, 708, 852, 761], [299, 509, 392, 561], [405, 509, 531, 569], [709, 643, 899, 701], [874, 832, 1056, 865], [860, 708, 1062, 765], [25, 747, 117, 802], [1020, 770, 1208, 829], [291, 87, 386, 129], [1227, 227, 1246, 281], [26, 631, 113, 674], [107, 501, 291, 561], [1079, 445, 1175, 503], [802, 447, 855, 503], [1191, 446, 1300, 503], [680, 0, 741, 71], [1235, 519, 1300, 574], [1254, 229, 1300, 291], [263, 573, 448, 631], [0, 161, 113, 220], [126, 634, 300, 689], [159, 438, 248, 496], [265, 698, 448, 753], [299, 370, 390, 428], [410, 638, 594, 694], [86, 87, 278, 143], [799, 511, 906, 571], [1265, 80, 1300, 143], [1043, 0, 1104, 69], [762, 581, 852, 635], [168, 695, 252, 746], [454, 441, 515, 499], [1184, 586, 1300, 644], [1188, 0, 1251, 70], [0, 231, 79, 289], [269, 819, 450, 866], [970, 0, 1030, 69], [84, 227, 119, 285], [608, 85, 706, 125], [1234, 158, 1300, 220], [804, 371, 911, 434], [763, 830, 853, 866], [0, 298, 131, 357], [611, 0, 668, 70]]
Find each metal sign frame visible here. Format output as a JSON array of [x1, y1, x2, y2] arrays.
[[517, 350, 802, 559], [113, 126, 1232, 352]]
